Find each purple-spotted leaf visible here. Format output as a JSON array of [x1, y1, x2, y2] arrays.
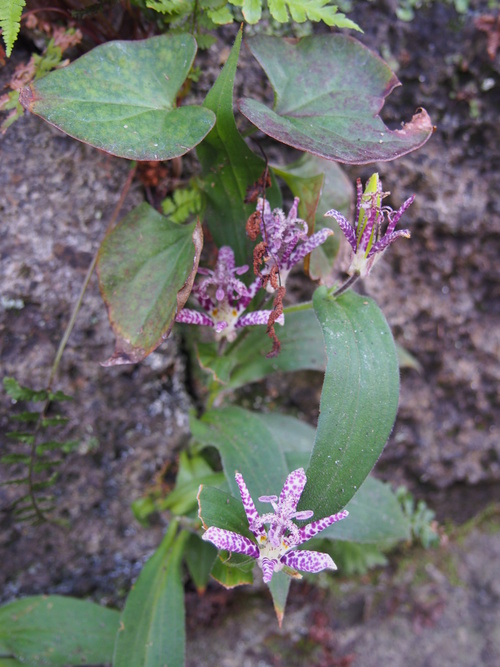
[[239, 34, 433, 164], [20, 34, 215, 160], [299, 288, 399, 517], [97, 203, 202, 366]]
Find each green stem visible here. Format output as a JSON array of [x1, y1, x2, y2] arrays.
[[283, 300, 313, 314]]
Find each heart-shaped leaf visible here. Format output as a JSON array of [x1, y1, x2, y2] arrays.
[[20, 34, 215, 160], [239, 34, 433, 164], [97, 203, 203, 365], [197, 28, 281, 266], [299, 288, 400, 516]]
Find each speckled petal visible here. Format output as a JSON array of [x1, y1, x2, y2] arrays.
[[368, 229, 410, 257], [281, 549, 337, 573], [279, 467, 307, 511], [202, 526, 259, 559], [288, 228, 334, 268], [324, 209, 357, 252], [235, 310, 284, 328], [385, 195, 415, 236], [235, 472, 266, 539], [296, 510, 349, 546], [175, 309, 214, 327], [260, 557, 278, 583]]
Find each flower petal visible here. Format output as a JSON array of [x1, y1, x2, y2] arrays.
[[288, 228, 334, 268], [235, 472, 266, 539], [296, 509, 349, 545], [175, 309, 214, 327], [260, 556, 278, 583], [235, 310, 284, 328], [279, 467, 307, 512], [324, 209, 357, 252], [281, 549, 337, 573], [368, 229, 410, 257], [202, 526, 259, 559]]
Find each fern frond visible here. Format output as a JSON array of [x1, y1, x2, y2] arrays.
[[0, 0, 25, 56], [2, 376, 76, 524], [268, 0, 361, 30]]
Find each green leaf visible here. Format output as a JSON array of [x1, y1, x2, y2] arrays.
[[113, 524, 188, 667], [184, 533, 217, 593], [97, 203, 203, 365], [239, 34, 433, 164], [0, 0, 25, 57], [197, 27, 281, 266], [6, 432, 34, 444], [20, 34, 215, 160], [159, 451, 225, 515], [267, 571, 290, 628], [224, 307, 326, 389], [241, 0, 262, 23], [10, 412, 40, 423], [0, 595, 119, 666], [268, 0, 361, 30], [273, 155, 354, 281], [3, 378, 47, 402], [210, 554, 254, 587], [190, 406, 289, 501], [314, 540, 388, 575], [320, 476, 410, 544], [299, 287, 400, 516], [41, 416, 68, 427], [0, 453, 31, 465]]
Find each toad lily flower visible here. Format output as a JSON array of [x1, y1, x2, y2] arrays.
[[202, 468, 348, 584], [254, 198, 334, 291], [324, 173, 414, 278], [175, 245, 283, 342]]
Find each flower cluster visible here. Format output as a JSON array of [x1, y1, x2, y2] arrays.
[[175, 246, 283, 342], [324, 173, 414, 278], [252, 198, 333, 291], [202, 468, 348, 583]]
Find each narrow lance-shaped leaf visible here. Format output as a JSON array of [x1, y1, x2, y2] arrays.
[[97, 202, 203, 365], [299, 288, 400, 516], [239, 34, 433, 164], [197, 27, 281, 266], [20, 34, 215, 160], [0, 596, 119, 666], [113, 523, 188, 667]]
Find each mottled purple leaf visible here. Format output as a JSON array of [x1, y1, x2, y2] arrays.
[[239, 34, 433, 164], [97, 203, 203, 365]]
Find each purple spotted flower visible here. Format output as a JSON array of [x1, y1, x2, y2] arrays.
[[175, 245, 283, 342], [202, 468, 348, 584], [324, 173, 414, 278], [255, 197, 333, 291]]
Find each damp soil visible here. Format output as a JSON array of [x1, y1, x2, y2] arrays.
[[1, 1, 500, 665]]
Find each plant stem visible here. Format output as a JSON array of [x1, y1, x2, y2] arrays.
[[47, 164, 137, 390], [27, 164, 137, 525], [331, 273, 360, 298]]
